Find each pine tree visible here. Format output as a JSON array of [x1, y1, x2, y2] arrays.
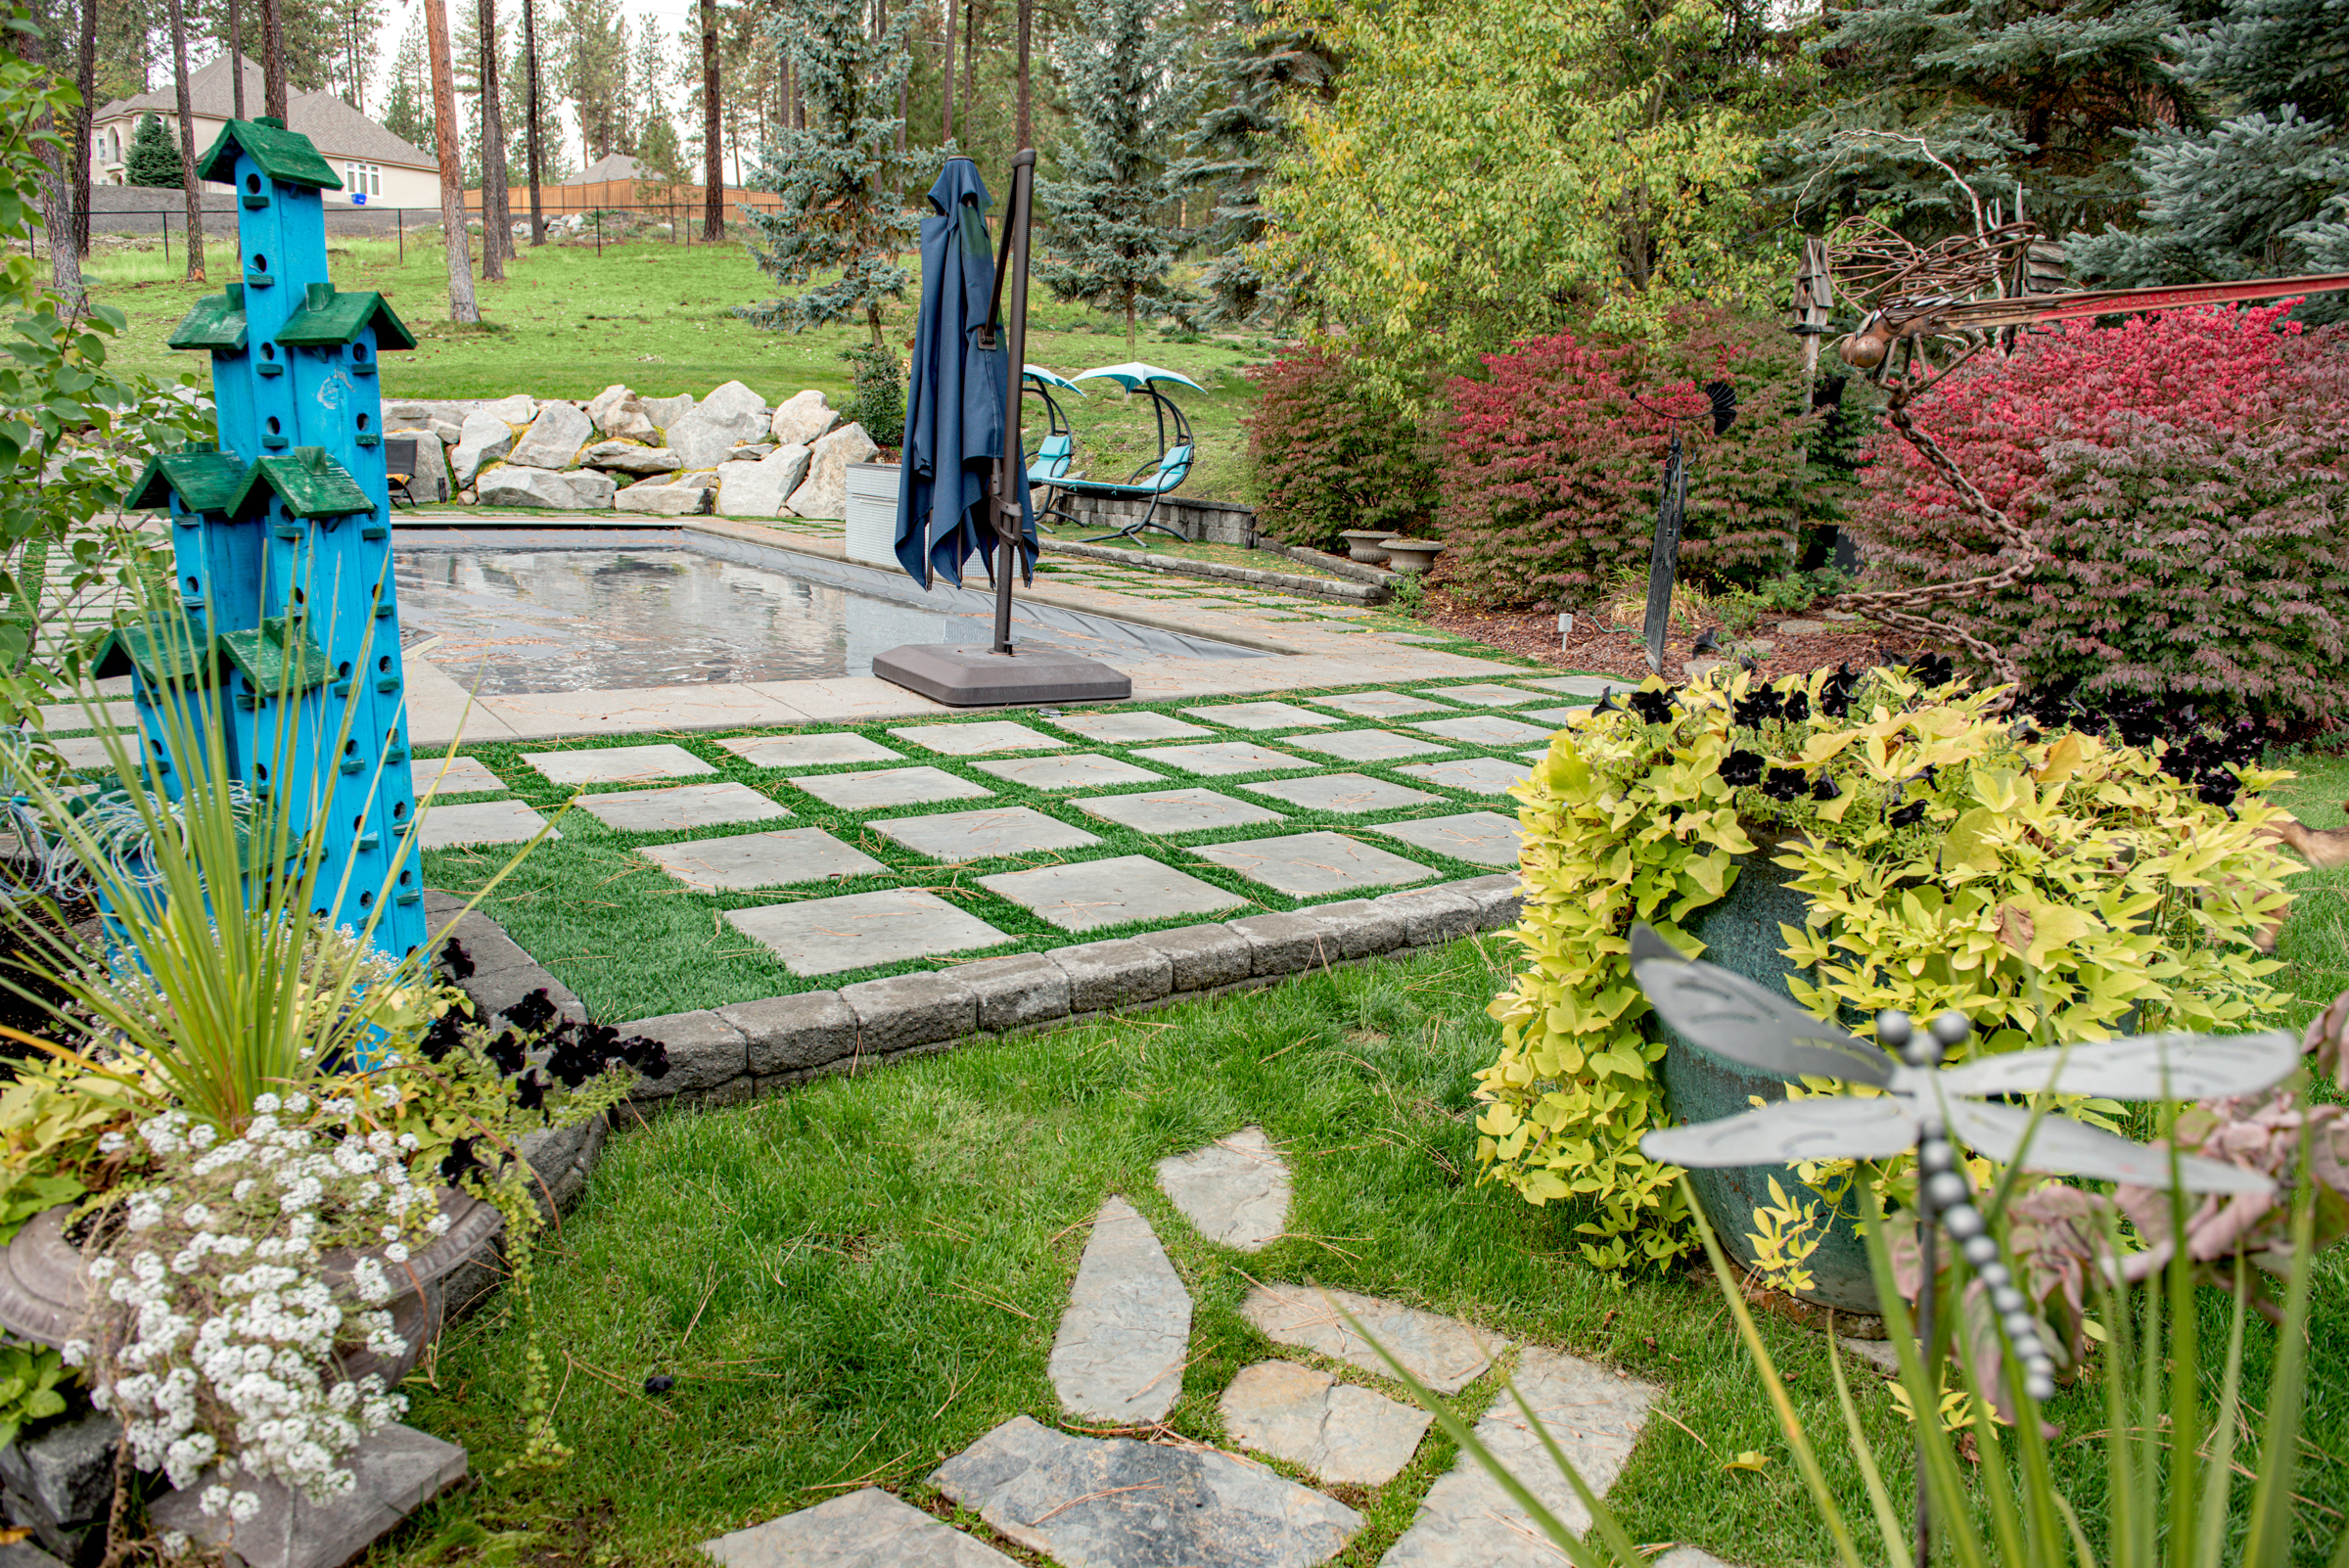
[[382, 7, 436, 148], [123, 111, 181, 186], [1039, 0, 1184, 351], [1174, 2, 1329, 327], [562, 0, 630, 161], [739, 0, 924, 346], [2066, 0, 2349, 322]]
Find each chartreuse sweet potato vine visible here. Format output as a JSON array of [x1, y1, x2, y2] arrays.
[[1478, 664, 2295, 1271]]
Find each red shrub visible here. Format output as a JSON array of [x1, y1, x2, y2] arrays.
[[1243, 346, 1438, 550], [1849, 307, 2349, 722], [1435, 307, 1818, 607]]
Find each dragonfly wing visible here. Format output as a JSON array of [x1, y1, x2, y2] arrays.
[[1641, 1095, 1916, 1167], [1630, 927, 1894, 1088], [1941, 1096, 2274, 1195], [1933, 1032, 2301, 1103]]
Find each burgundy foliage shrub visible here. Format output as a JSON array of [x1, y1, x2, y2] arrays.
[[1434, 307, 1817, 607], [1849, 306, 2349, 722], [1243, 346, 1438, 550]]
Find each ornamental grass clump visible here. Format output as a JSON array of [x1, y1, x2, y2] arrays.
[[1479, 663, 2296, 1270]]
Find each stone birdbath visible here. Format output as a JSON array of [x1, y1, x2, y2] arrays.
[[1338, 530, 1393, 565], [1381, 538, 1446, 574]]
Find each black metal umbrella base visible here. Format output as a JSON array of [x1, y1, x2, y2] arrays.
[[872, 644, 1133, 707]]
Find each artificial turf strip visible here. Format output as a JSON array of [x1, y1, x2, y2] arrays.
[[418, 676, 1593, 1024], [386, 939, 2349, 1568]]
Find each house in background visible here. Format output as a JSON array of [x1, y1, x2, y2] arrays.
[[91, 54, 438, 208]]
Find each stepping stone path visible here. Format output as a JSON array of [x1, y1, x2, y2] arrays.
[[1194, 831, 1433, 898], [1245, 774, 1442, 815], [1221, 1361, 1433, 1486], [717, 731, 902, 767], [1396, 757, 1531, 796], [1517, 674, 1620, 698], [1310, 691, 1460, 720], [574, 781, 786, 832], [1417, 684, 1543, 707], [787, 765, 992, 810], [1244, 1284, 1504, 1394], [1076, 788, 1285, 836], [979, 854, 1247, 932], [891, 720, 1066, 755], [524, 743, 714, 785], [1370, 811, 1523, 867], [410, 756, 504, 795], [1129, 741, 1309, 776], [1289, 729, 1455, 763], [1048, 1197, 1192, 1422], [1181, 701, 1341, 732], [1154, 1125, 1289, 1249], [702, 1486, 1017, 1567], [415, 798, 558, 849], [725, 888, 1009, 974], [1409, 715, 1557, 748], [1525, 704, 1596, 724], [641, 828, 882, 891], [1049, 711, 1216, 744], [972, 753, 1165, 791], [871, 806, 1101, 860]]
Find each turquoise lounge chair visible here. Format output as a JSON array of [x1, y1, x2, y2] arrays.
[[1036, 363, 1205, 545]]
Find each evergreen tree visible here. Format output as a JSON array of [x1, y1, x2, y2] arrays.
[[1039, 0, 1185, 351], [637, 107, 684, 181], [562, 0, 630, 160], [381, 9, 436, 149], [2066, 0, 2349, 321], [1174, 1, 1330, 327], [739, 0, 924, 346], [123, 110, 182, 186]]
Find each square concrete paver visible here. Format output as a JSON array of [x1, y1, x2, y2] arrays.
[[979, 853, 1250, 932], [1409, 715, 1558, 748], [640, 828, 884, 890], [1309, 691, 1460, 720], [971, 753, 1166, 792], [574, 781, 790, 833], [1397, 757, 1533, 796], [1244, 773, 1444, 815], [1420, 683, 1545, 707], [717, 731, 903, 768], [1046, 711, 1215, 744], [1517, 674, 1622, 698], [787, 765, 993, 810], [1370, 811, 1523, 867], [410, 756, 505, 796], [1179, 701, 1341, 732], [871, 806, 1102, 860], [1288, 729, 1454, 764], [889, 720, 1068, 756], [1192, 831, 1434, 898], [522, 743, 716, 785], [415, 798, 560, 849], [1075, 788, 1285, 836], [1524, 705, 1595, 724], [1128, 741, 1311, 777], [727, 888, 1011, 975]]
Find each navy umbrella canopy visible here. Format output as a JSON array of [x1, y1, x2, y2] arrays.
[[895, 158, 1036, 590]]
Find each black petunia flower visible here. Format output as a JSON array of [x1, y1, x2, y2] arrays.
[[485, 1029, 527, 1077], [1732, 687, 1784, 726], [1779, 689, 1810, 724], [439, 1136, 483, 1184], [1761, 767, 1807, 802], [1906, 652, 1957, 688], [419, 1010, 467, 1064], [1811, 774, 1841, 802], [501, 990, 558, 1033], [514, 1071, 547, 1111], [619, 1034, 670, 1081], [1819, 664, 1858, 718], [1627, 689, 1677, 724], [438, 938, 476, 981], [1889, 800, 1929, 828], [1720, 750, 1766, 787]]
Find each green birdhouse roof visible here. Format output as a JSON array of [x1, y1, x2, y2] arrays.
[[276, 283, 415, 350], [195, 116, 343, 190], [165, 286, 248, 352], [93, 617, 211, 688], [126, 450, 248, 514], [217, 617, 330, 695], [229, 448, 376, 520]]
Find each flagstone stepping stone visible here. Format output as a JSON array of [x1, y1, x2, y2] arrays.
[[410, 756, 505, 796], [726, 888, 1011, 975], [891, 720, 1069, 756], [1220, 1361, 1434, 1486], [1369, 811, 1522, 868], [1244, 774, 1443, 815], [1408, 715, 1556, 748], [787, 766, 993, 810], [973, 753, 1166, 791], [1395, 758, 1531, 796], [575, 781, 789, 833], [1242, 1284, 1504, 1394], [1179, 701, 1342, 732], [1193, 832, 1433, 898], [1523, 705, 1593, 724], [1380, 1348, 1660, 1566], [1517, 674, 1621, 698], [934, 1416, 1361, 1567], [523, 743, 716, 785], [415, 798, 560, 850], [979, 854, 1248, 933], [1048, 711, 1217, 744], [1307, 605, 1373, 618], [1418, 683, 1543, 707], [641, 828, 883, 891], [871, 806, 1102, 860], [1287, 730, 1454, 763], [702, 1486, 1019, 1567], [1128, 741, 1313, 777], [1310, 691, 1460, 720], [717, 731, 903, 768], [1156, 1126, 1290, 1248], [1076, 788, 1285, 836], [1049, 1197, 1193, 1422]]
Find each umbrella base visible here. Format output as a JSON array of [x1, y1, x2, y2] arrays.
[[871, 644, 1133, 707]]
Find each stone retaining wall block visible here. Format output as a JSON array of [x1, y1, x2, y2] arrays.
[[0, 1409, 117, 1562], [716, 991, 859, 1075], [839, 972, 978, 1053], [613, 1010, 749, 1098], [1133, 924, 1254, 992], [952, 953, 1073, 1033], [1448, 873, 1525, 929], [1048, 939, 1174, 1012], [1227, 912, 1337, 977], [1305, 899, 1406, 959], [1373, 888, 1483, 947]]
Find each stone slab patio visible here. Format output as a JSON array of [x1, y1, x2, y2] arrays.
[[574, 781, 789, 833], [892, 721, 1068, 756], [1156, 1126, 1290, 1250], [1220, 1360, 1433, 1487], [1129, 741, 1311, 776], [971, 753, 1166, 792], [415, 798, 559, 849], [1192, 832, 1435, 898], [716, 731, 903, 768], [1048, 1196, 1192, 1423], [1243, 774, 1443, 815], [870, 806, 1103, 860], [640, 828, 884, 891], [725, 888, 1011, 974], [701, 1487, 1018, 1567], [1242, 1284, 1505, 1395], [1074, 788, 1286, 836], [979, 855, 1250, 933], [1369, 811, 1523, 867], [786, 765, 994, 810], [524, 742, 716, 785]]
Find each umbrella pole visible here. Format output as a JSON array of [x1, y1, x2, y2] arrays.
[[991, 149, 1037, 658]]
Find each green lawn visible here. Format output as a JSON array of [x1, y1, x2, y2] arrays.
[[2273, 751, 2349, 1034], [82, 235, 1270, 503]]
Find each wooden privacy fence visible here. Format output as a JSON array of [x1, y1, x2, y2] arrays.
[[458, 179, 789, 220]]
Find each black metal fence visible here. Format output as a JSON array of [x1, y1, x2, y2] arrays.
[[53, 200, 761, 263]]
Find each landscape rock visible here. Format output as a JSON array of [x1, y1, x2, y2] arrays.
[[613, 483, 710, 516], [704, 1487, 1019, 1567], [585, 383, 631, 428], [477, 392, 536, 425], [641, 392, 694, 432], [449, 406, 519, 486], [1156, 1126, 1289, 1250], [506, 399, 594, 470], [667, 380, 770, 468], [1242, 1283, 1504, 1394], [1220, 1360, 1433, 1485], [1048, 1196, 1191, 1423], [475, 464, 614, 510], [934, 1415, 1361, 1568], [560, 470, 617, 508], [784, 422, 880, 520], [714, 445, 812, 518], [730, 442, 776, 461], [581, 440, 681, 476], [429, 420, 462, 447], [148, 1424, 468, 1568], [770, 388, 840, 446]]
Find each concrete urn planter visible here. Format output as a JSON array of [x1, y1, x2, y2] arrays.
[[1381, 537, 1446, 574], [1338, 530, 1393, 565]]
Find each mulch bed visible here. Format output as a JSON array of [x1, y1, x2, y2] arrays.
[[1419, 592, 1904, 686]]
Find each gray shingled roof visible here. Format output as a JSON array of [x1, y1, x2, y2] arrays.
[[97, 54, 435, 172], [571, 153, 649, 184]]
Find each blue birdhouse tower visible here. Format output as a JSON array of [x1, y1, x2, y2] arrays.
[[103, 115, 426, 961]]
